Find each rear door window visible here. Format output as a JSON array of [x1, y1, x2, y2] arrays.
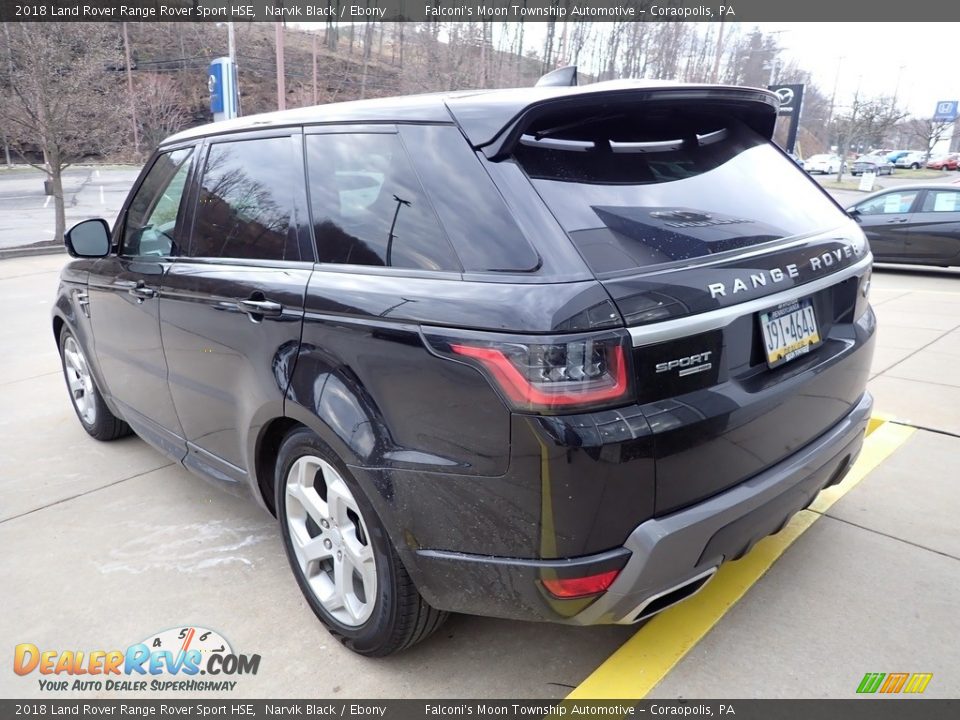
[[305, 132, 461, 272], [513, 107, 850, 275], [920, 189, 960, 213], [189, 136, 305, 262]]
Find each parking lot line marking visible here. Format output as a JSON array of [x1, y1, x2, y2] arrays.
[[566, 418, 915, 700]]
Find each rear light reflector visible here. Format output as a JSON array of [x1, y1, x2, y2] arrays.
[[444, 333, 631, 414], [542, 569, 620, 599]]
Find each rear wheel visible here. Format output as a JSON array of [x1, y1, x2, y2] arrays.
[[275, 428, 447, 656], [58, 329, 131, 441]]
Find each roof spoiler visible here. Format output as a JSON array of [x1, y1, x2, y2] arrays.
[[536, 66, 578, 88], [447, 85, 780, 161]]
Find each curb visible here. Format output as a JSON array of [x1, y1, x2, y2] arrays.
[[0, 245, 65, 260]]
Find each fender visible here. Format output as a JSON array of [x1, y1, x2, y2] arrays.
[[51, 263, 122, 420]]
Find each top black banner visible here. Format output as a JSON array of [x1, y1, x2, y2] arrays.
[[1, 0, 959, 23]]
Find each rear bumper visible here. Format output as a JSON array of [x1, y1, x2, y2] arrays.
[[408, 390, 872, 624]]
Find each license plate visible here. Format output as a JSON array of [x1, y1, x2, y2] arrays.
[[759, 298, 821, 368]]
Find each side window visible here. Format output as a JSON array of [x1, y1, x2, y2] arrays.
[[856, 191, 919, 216], [123, 148, 193, 257], [920, 190, 960, 213], [305, 132, 460, 271], [400, 124, 540, 272], [189, 136, 302, 261]]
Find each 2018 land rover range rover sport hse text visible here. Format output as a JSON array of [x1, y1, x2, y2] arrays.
[[53, 78, 876, 656]]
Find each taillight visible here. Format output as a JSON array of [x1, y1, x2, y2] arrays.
[[541, 569, 620, 599], [427, 330, 632, 414]]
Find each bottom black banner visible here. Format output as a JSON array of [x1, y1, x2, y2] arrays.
[[0, 700, 956, 720]]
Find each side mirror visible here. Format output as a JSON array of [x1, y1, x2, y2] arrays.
[[847, 208, 861, 221], [65, 219, 111, 258]]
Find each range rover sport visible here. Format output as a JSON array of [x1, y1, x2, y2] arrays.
[[53, 78, 876, 656]]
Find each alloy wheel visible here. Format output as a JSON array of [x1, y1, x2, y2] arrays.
[[285, 455, 377, 626], [63, 336, 96, 425]]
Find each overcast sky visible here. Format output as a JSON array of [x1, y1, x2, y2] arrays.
[[755, 22, 952, 117], [296, 21, 952, 118]]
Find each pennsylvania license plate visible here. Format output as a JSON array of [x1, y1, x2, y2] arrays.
[[759, 298, 822, 368]]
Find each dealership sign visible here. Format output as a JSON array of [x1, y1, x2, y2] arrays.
[[768, 84, 805, 154], [933, 101, 958, 122]]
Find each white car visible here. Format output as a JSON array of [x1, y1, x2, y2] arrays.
[[804, 154, 843, 174], [895, 151, 926, 170]]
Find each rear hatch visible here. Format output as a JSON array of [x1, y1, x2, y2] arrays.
[[495, 87, 874, 514]]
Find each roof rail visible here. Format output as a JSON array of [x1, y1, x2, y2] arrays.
[[535, 65, 578, 88]]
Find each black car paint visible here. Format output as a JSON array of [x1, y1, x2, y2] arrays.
[[851, 185, 960, 266], [53, 84, 876, 625]]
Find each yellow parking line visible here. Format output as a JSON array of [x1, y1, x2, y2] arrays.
[[566, 418, 915, 700]]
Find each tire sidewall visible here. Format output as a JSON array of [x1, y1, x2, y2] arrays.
[[274, 428, 402, 654]]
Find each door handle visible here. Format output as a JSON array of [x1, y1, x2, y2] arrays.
[[237, 299, 283, 318], [885, 218, 908, 224], [128, 284, 156, 300]]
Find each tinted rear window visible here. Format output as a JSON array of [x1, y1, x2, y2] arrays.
[[514, 109, 848, 274]]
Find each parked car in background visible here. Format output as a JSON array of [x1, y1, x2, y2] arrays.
[[51, 79, 877, 656], [886, 150, 910, 164], [848, 185, 960, 266], [895, 151, 926, 170], [851, 155, 895, 176], [927, 154, 960, 171], [804, 154, 843, 174]]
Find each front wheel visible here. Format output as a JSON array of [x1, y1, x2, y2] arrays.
[[275, 428, 447, 656], [59, 329, 131, 441]]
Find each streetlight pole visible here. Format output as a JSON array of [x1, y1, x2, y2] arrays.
[[828, 55, 845, 124]]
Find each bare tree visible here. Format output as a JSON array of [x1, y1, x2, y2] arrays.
[[831, 92, 907, 182], [0, 22, 124, 243], [902, 117, 958, 164], [135, 74, 191, 150]]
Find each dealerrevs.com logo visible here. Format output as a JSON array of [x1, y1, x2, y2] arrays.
[[13, 626, 260, 692]]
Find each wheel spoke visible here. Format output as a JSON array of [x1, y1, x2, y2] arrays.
[[292, 531, 335, 565], [343, 536, 376, 602], [286, 482, 327, 527], [328, 556, 348, 611], [67, 372, 84, 394], [325, 476, 357, 527]]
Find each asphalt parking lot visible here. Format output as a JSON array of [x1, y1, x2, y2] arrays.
[[0, 166, 139, 250], [1, 252, 958, 699]]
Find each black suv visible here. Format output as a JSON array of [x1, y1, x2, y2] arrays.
[[53, 80, 875, 656]]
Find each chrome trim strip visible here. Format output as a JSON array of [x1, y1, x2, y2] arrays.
[[629, 254, 872, 348]]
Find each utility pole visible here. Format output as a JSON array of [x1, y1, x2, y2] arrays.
[[121, 23, 140, 155], [312, 32, 318, 105], [275, 22, 286, 111]]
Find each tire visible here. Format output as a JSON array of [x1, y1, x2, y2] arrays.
[[911, 163, 920, 170], [275, 427, 448, 656], [58, 328, 131, 441]]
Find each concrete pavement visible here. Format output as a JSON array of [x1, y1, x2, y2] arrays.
[[0, 254, 957, 699]]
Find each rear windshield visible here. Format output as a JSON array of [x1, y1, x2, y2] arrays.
[[513, 107, 848, 275]]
